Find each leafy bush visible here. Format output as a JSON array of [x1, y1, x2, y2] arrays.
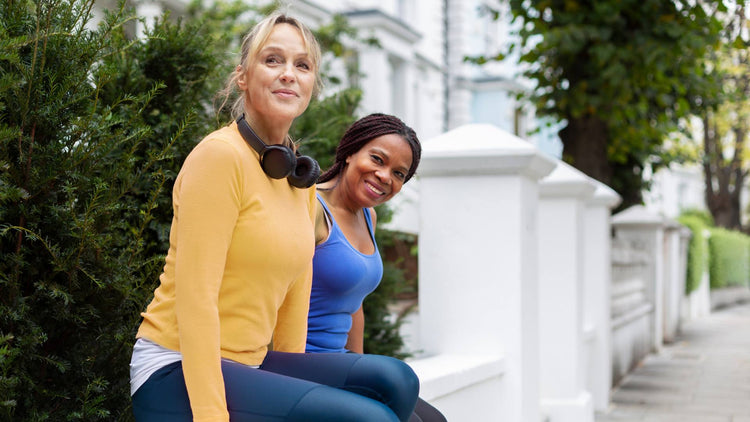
[[0, 1, 174, 419], [707, 227, 750, 289], [677, 215, 708, 294], [679, 208, 715, 228], [1, 1, 409, 419], [0, 0, 257, 418]]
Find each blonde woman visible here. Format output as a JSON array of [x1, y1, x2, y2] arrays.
[[129, 13, 419, 422]]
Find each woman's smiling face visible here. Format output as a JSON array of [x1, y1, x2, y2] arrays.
[[238, 23, 315, 129], [341, 134, 414, 208]]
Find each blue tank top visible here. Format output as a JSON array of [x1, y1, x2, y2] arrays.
[[306, 193, 383, 353]]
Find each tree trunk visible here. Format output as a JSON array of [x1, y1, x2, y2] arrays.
[[729, 125, 747, 230], [559, 115, 643, 210], [560, 115, 611, 185], [703, 114, 746, 231]]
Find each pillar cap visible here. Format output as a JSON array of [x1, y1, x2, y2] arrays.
[[540, 161, 597, 199], [420, 124, 556, 180], [589, 184, 622, 208], [612, 205, 674, 227]]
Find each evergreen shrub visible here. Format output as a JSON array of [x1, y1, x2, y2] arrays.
[[0, 0, 245, 418], [0, 1, 172, 419]]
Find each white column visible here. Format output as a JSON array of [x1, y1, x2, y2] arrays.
[[538, 162, 596, 422], [662, 222, 690, 343], [417, 124, 555, 422], [583, 184, 621, 412], [445, 0, 473, 129], [358, 48, 391, 114], [403, 59, 417, 128], [611, 206, 667, 353]]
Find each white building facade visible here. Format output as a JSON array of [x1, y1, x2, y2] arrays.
[[115, 0, 556, 151]]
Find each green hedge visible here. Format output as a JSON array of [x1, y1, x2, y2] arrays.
[[707, 227, 750, 289], [677, 215, 707, 294], [0, 0, 403, 419]]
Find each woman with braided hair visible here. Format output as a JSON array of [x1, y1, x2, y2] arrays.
[[308, 113, 447, 422]]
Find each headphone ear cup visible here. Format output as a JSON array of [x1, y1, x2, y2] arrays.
[[260, 146, 296, 179], [287, 155, 321, 188]]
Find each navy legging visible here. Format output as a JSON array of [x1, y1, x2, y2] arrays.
[[132, 351, 419, 422]]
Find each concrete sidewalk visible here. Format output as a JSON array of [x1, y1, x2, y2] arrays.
[[595, 302, 750, 422]]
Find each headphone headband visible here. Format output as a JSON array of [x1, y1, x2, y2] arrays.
[[236, 114, 271, 153]]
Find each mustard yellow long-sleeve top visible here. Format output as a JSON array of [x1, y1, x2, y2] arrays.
[[136, 121, 316, 422]]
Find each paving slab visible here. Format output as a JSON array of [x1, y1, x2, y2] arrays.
[[596, 302, 750, 422]]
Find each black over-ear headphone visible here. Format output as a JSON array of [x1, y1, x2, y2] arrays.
[[236, 114, 320, 188]]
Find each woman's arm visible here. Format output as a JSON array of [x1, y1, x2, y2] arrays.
[[175, 139, 242, 421], [346, 306, 365, 354], [314, 198, 329, 246]]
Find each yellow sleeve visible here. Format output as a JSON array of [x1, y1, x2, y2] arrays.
[[272, 186, 317, 352], [174, 138, 241, 421]]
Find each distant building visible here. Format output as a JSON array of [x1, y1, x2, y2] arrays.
[[105, 0, 721, 225], [643, 164, 707, 219]]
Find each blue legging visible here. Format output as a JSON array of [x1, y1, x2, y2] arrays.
[[132, 351, 419, 422]]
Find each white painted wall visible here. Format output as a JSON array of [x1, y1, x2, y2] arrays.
[[609, 206, 695, 384], [405, 124, 629, 421], [414, 123, 555, 421]]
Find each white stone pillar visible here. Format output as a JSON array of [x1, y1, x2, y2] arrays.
[[583, 184, 621, 412], [538, 162, 596, 422], [662, 222, 690, 343], [611, 206, 667, 353], [418, 124, 555, 422]]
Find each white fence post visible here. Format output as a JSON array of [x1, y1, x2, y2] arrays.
[[583, 184, 621, 412], [414, 124, 555, 421], [538, 162, 596, 422], [680, 229, 711, 322], [662, 222, 690, 343]]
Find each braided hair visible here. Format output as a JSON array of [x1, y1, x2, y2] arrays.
[[318, 113, 422, 184]]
